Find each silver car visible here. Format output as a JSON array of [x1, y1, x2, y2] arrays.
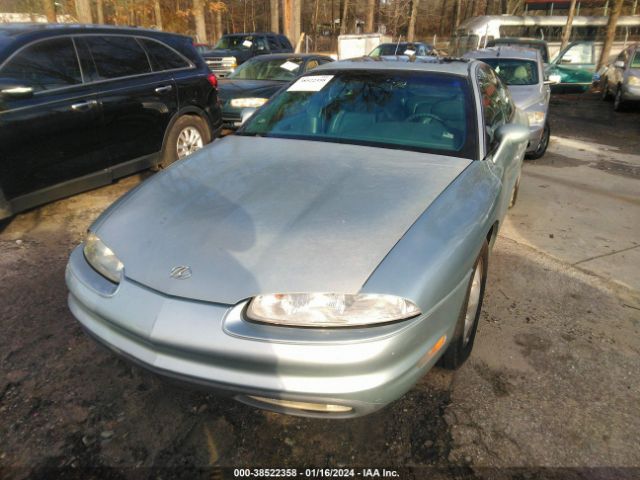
[[600, 43, 640, 111], [465, 47, 551, 159], [66, 58, 529, 418]]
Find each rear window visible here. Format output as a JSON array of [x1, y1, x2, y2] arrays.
[[85, 36, 151, 79], [239, 70, 477, 159], [139, 38, 190, 71], [479, 58, 539, 85], [229, 57, 303, 81], [632, 51, 640, 68]]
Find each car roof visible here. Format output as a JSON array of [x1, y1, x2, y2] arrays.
[[492, 37, 547, 45], [0, 22, 187, 38], [222, 32, 281, 36], [248, 53, 332, 61], [464, 46, 540, 61], [313, 56, 473, 76]]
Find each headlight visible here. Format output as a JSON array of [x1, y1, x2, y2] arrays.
[[527, 110, 545, 126], [628, 76, 640, 86], [246, 293, 421, 327], [223, 56, 237, 67], [230, 97, 269, 108], [83, 232, 123, 283]]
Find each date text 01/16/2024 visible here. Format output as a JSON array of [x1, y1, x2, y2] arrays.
[[233, 468, 400, 478]]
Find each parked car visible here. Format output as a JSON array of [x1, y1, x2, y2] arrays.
[[486, 37, 550, 63], [66, 57, 529, 418], [368, 42, 434, 57], [202, 32, 293, 78], [545, 40, 599, 92], [465, 46, 551, 159], [218, 53, 333, 129], [0, 24, 222, 220], [600, 43, 640, 111]]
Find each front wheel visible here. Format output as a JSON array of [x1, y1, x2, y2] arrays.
[[613, 86, 625, 112], [525, 121, 550, 160], [157, 115, 212, 169], [509, 175, 521, 209], [438, 241, 488, 370]]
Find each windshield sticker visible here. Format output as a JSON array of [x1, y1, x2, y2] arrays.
[[287, 75, 334, 92], [280, 61, 300, 71], [242, 40, 253, 48], [403, 49, 416, 56]]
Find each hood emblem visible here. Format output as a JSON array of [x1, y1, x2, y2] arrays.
[[170, 266, 192, 280]]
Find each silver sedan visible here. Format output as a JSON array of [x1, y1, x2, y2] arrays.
[[66, 58, 529, 418]]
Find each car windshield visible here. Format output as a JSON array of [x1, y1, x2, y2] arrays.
[[239, 70, 476, 158], [370, 44, 414, 56], [492, 42, 548, 62], [214, 35, 255, 51], [479, 58, 539, 85], [632, 51, 640, 68], [229, 57, 303, 81]]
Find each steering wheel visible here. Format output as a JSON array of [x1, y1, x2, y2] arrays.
[[406, 112, 448, 127]]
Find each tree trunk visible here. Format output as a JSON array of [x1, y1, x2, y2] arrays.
[[597, 0, 624, 71], [270, 0, 279, 33], [96, 0, 104, 24], [407, 0, 419, 42], [283, 0, 293, 41], [215, 9, 223, 41], [454, 0, 462, 28], [75, 0, 92, 23], [193, 0, 207, 43], [365, 0, 375, 33], [43, 0, 56, 22], [293, 0, 301, 44], [153, 0, 162, 30], [340, 0, 349, 35], [560, 0, 577, 51]]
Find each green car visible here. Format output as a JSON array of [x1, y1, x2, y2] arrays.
[[545, 41, 597, 93]]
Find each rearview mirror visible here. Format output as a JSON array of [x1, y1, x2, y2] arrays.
[[0, 84, 34, 99]]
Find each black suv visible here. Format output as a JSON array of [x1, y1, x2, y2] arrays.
[[202, 32, 293, 77], [0, 24, 222, 220]]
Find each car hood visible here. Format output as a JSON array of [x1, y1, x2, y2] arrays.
[[217, 79, 285, 101], [93, 136, 470, 305], [508, 85, 544, 110]]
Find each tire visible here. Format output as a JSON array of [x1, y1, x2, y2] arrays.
[[613, 86, 625, 112], [438, 241, 488, 370], [509, 175, 520, 209], [157, 115, 212, 169], [601, 79, 611, 100], [525, 121, 550, 160]]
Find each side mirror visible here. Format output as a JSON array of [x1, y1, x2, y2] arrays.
[[496, 123, 530, 145], [614, 60, 625, 69], [0, 84, 34, 99]]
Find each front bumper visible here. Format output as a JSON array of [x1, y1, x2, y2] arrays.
[[205, 60, 235, 78], [526, 123, 545, 153], [65, 246, 466, 418], [622, 84, 640, 102]]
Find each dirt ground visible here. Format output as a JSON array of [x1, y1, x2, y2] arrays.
[[1, 94, 639, 480]]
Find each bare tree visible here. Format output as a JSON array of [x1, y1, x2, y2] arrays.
[[340, 0, 349, 34], [75, 0, 92, 23], [43, 0, 56, 22], [597, 0, 624, 71], [270, 0, 279, 33], [407, 0, 419, 41], [153, 0, 163, 29], [454, 0, 462, 28], [560, 0, 577, 51], [215, 8, 223, 40], [193, 0, 207, 43], [96, 0, 104, 24], [365, 0, 376, 33]]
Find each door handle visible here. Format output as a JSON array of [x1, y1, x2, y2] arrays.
[[71, 100, 97, 111], [155, 85, 173, 94]]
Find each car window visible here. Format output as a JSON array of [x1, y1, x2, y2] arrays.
[[229, 57, 303, 81], [477, 66, 508, 146], [254, 36, 268, 52], [85, 36, 151, 79], [560, 43, 593, 65], [278, 35, 293, 50], [267, 36, 280, 51], [632, 50, 640, 68], [0, 37, 81, 92], [215, 35, 254, 51], [240, 71, 477, 159], [139, 38, 190, 71], [305, 59, 320, 71], [479, 58, 539, 85]]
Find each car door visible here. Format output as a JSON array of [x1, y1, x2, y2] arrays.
[[82, 35, 179, 169], [0, 36, 104, 203], [549, 41, 595, 86], [477, 65, 520, 218]]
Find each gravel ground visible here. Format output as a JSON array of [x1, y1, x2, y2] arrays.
[[1, 94, 639, 480]]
